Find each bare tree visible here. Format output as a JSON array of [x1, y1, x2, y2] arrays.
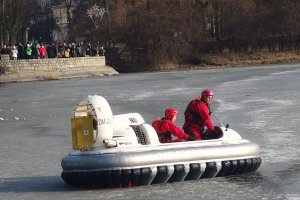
[[102, 0, 111, 47], [0, 0, 5, 47], [35, 0, 50, 14], [87, 4, 106, 29], [3, 0, 24, 45], [64, 0, 79, 27], [87, 3, 106, 54], [114, 0, 125, 26]]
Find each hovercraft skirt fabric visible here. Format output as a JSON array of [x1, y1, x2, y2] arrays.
[[61, 157, 262, 187]]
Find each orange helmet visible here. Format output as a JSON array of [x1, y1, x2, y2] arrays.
[[201, 89, 214, 99], [165, 107, 178, 119]]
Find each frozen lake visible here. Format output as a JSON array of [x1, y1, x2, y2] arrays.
[[0, 63, 299, 200]]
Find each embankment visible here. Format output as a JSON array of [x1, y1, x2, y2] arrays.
[[0, 55, 119, 83]]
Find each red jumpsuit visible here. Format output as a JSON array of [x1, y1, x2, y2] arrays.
[[39, 47, 47, 59], [152, 117, 190, 143], [183, 99, 215, 140]]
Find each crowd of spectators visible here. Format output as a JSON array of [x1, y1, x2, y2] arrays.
[[0, 42, 105, 60]]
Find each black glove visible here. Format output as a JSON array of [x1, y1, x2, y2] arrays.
[[188, 135, 196, 141], [212, 126, 222, 138], [213, 126, 220, 132], [201, 130, 210, 140]]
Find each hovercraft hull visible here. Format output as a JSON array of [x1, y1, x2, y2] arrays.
[[61, 95, 262, 188], [61, 140, 261, 187]]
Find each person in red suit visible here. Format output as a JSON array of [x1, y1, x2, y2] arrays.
[[152, 107, 194, 143], [183, 89, 220, 140], [39, 44, 47, 59]]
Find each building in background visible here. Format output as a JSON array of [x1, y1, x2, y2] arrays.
[[51, 3, 76, 42]]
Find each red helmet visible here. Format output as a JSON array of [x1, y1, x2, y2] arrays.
[[201, 89, 214, 99], [165, 107, 178, 119]]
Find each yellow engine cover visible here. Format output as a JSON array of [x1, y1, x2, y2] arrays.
[[71, 116, 94, 150]]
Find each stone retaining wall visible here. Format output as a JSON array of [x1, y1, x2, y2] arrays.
[[0, 54, 106, 73]]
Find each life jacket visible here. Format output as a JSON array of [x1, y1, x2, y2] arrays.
[[153, 117, 172, 143], [25, 48, 32, 56], [184, 99, 211, 127]]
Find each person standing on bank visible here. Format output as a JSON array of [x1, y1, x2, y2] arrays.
[[152, 107, 194, 143], [25, 43, 32, 59], [183, 89, 220, 140], [11, 46, 18, 60], [39, 44, 47, 59]]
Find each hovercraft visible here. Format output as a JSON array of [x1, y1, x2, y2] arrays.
[[61, 95, 262, 188]]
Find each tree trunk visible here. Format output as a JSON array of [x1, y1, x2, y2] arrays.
[[3, 0, 23, 45], [103, 0, 111, 48], [7, 26, 18, 45], [0, 0, 5, 47]]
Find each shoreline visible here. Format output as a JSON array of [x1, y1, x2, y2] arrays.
[[1, 51, 300, 84], [151, 51, 300, 71], [0, 65, 119, 84]]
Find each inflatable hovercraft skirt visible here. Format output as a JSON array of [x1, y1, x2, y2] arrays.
[[61, 95, 262, 188]]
